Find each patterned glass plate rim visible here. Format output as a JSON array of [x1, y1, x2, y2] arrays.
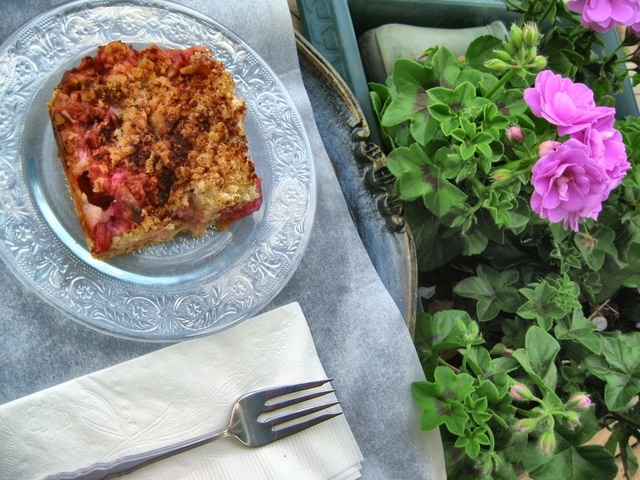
[[0, 0, 316, 341]]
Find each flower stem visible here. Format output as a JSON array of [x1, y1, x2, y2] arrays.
[[515, 407, 539, 417], [460, 341, 474, 373], [603, 42, 628, 65], [438, 356, 461, 373], [486, 69, 517, 99], [606, 410, 640, 431], [460, 354, 468, 374], [470, 175, 486, 198]]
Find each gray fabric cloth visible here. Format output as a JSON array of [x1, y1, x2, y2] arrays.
[[0, 1, 445, 478]]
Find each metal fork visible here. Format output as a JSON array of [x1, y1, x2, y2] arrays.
[[48, 379, 341, 480]]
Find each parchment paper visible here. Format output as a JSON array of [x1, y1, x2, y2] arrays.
[[0, 0, 446, 478]]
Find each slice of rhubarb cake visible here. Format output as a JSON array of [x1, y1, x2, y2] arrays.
[[48, 40, 262, 260]]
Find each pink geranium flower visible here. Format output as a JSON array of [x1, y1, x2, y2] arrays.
[[524, 70, 613, 136], [567, 0, 640, 33], [531, 138, 609, 231], [571, 112, 631, 195]]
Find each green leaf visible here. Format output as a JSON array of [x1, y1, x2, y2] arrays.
[[560, 360, 588, 394], [501, 317, 529, 349], [455, 161, 478, 184], [415, 395, 469, 435], [388, 143, 468, 216], [465, 35, 504, 72], [579, 271, 603, 304], [526, 326, 561, 391], [412, 114, 440, 145], [512, 326, 561, 393], [434, 365, 475, 401], [481, 103, 510, 139], [475, 208, 506, 245], [453, 265, 520, 321], [622, 442, 639, 479], [477, 141, 493, 159], [381, 86, 430, 131], [392, 57, 435, 90], [494, 88, 527, 116], [427, 81, 477, 113], [424, 148, 468, 216], [517, 281, 566, 331], [402, 202, 464, 271], [456, 426, 491, 459], [412, 366, 475, 435], [428, 102, 456, 135], [428, 45, 464, 88], [603, 337, 640, 402], [573, 226, 617, 271], [412, 379, 444, 403], [464, 395, 492, 424], [507, 197, 531, 232], [491, 356, 520, 377], [414, 309, 482, 358], [584, 336, 640, 410], [455, 67, 484, 87], [549, 221, 572, 242], [616, 242, 640, 288], [464, 345, 493, 377], [522, 433, 617, 480], [554, 309, 602, 355], [475, 378, 501, 404], [522, 408, 614, 479], [386, 144, 424, 176], [381, 58, 442, 145], [501, 431, 528, 466], [461, 230, 489, 256]]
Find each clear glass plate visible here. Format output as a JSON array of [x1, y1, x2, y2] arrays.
[[0, 0, 316, 340]]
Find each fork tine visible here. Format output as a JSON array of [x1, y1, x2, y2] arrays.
[[268, 401, 340, 427], [264, 388, 336, 412], [272, 411, 343, 440], [265, 378, 333, 400]]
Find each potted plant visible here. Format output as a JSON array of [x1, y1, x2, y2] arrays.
[[369, 0, 640, 478]]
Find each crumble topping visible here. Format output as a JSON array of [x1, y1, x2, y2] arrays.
[[48, 41, 262, 259]]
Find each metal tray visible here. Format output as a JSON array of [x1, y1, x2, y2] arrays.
[[296, 33, 418, 334]]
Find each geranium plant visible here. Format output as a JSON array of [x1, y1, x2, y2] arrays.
[[369, 0, 640, 479]]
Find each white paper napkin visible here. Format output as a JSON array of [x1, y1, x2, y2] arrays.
[[0, 303, 363, 479]]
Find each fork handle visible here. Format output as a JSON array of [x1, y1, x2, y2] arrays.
[[45, 428, 229, 480]]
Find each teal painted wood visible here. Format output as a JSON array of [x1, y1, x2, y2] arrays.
[[296, 0, 384, 146]]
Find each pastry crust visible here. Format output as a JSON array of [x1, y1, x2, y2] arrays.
[[48, 41, 262, 259]]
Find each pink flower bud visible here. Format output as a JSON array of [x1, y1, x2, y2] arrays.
[[515, 418, 537, 433], [491, 168, 514, 185], [565, 410, 580, 428], [567, 394, 591, 411], [509, 384, 534, 401], [507, 125, 524, 143], [538, 140, 561, 157], [539, 431, 556, 455]]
